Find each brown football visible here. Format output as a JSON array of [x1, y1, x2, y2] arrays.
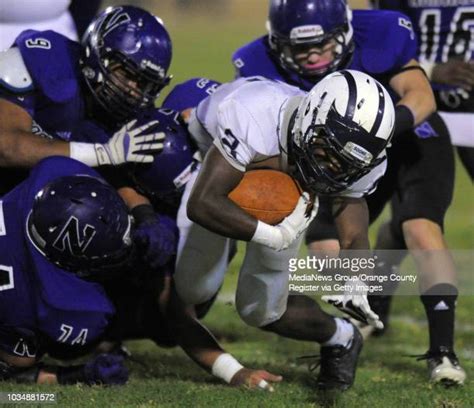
[[228, 169, 302, 225]]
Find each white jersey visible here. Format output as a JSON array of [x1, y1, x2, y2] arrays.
[[0, 0, 76, 50], [189, 76, 387, 198]]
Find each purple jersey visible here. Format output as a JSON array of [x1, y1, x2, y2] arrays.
[[232, 10, 417, 96], [0, 30, 110, 143], [375, 0, 474, 110], [162, 77, 222, 112], [0, 157, 115, 358]]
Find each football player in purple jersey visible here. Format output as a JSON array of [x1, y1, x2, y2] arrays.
[[0, 156, 281, 390], [0, 6, 171, 194]]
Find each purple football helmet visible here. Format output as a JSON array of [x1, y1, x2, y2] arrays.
[[129, 108, 197, 209], [268, 0, 354, 78], [27, 175, 133, 278], [81, 6, 172, 123]]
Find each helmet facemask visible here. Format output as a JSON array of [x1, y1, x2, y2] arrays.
[[270, 24, 353, 79], [268, 2, 354, 80], [83, 49, 171, 124], [292, 103, 386, 195]]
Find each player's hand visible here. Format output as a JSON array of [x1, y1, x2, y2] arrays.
[[230, 368, 282, 392], [132, 206, 178, 269], [431, 60, 474, 91], [322, 279, 384, 330], [84, 354, 129, 386], [94, 119, 165, 165], [274, 193, 318, 251]]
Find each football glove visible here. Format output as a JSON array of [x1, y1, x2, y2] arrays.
[[322, 278, 384, 330], [57, 354, 128, 386], [132, 205, 178, 269], [251, 193, 318, 251], [94, 119, 165, 165]]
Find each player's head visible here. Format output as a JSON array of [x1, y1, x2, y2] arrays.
[[267, 0, 354, 78], [27, 175, 133, 278], [81, 6, 172, 124], [289, 70, 395, 195], [129, 108, 197, 208]]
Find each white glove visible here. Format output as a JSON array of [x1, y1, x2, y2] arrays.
[[251, 193, 318, 251], [94, 119, 165, 165], [322, 278, 384, 330]]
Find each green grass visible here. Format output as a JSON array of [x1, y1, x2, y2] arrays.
[[4, 4, 473, 407]]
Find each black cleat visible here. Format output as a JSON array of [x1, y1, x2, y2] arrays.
[[316, 324, 364, 391], [415, 347, 466, 386]]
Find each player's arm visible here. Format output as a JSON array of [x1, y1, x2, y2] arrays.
[[389, 59, 436, 134], [119, 187, 178, 268], [0, 97, 166, 168], [332, 197, 370, 250], [188, 145, 315, 250], [166, 285, 282, 391], [187, 145, 256, 240], [429, 60, 474, 91], [0, 98, 69, 167], [323, 197, 383, 328]]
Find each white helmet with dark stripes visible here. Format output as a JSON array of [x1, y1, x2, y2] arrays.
[[290, 69, 395, 195]]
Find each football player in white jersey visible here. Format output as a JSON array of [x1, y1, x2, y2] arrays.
[[174, 70, 395, 391]]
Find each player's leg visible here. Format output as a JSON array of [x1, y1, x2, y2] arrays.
[[392, 113, 465, 385], [174, 169, 231, 305], [235, 238, 362, 390]]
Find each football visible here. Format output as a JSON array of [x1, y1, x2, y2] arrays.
[[228, 169, 302, 225]]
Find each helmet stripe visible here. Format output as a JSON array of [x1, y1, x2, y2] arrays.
[[370, 82, 386, 139], [340, 70, 357, 120]]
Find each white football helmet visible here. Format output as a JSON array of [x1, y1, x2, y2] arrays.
[[290, 69, 395, 195]]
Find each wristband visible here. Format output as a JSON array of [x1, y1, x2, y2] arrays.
[[394, 105, 415, 137], [69, 142, 99, 167], [250, 221, 282, 250], [131, 204, 156, 225], [211, 353, 244, 384]]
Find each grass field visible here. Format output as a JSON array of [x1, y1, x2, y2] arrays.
[[3, 1, 472, 407]]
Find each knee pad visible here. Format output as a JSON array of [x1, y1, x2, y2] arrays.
[[235, 297, 285, 328]]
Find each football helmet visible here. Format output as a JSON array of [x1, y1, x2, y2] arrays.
[[81, 6, 172, 123], [27, 175, 133, 278], [267, 0, 354, 78], [129, 108, 198, 209], [290, 70, 395, 195]]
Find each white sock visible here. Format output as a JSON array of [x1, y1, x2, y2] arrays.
[[322, 318, 354, 348]]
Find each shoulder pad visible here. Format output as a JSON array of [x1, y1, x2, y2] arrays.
[[0, 48, 33, 94]]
